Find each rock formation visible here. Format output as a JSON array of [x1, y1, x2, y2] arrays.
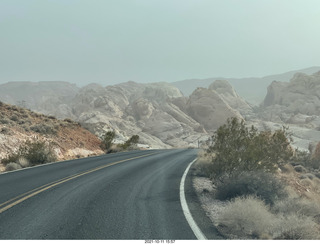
[[208, 80, 253, 117], [186, 87, 243, 133]]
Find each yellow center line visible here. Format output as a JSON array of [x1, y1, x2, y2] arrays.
[[0, 152, 157, 214]]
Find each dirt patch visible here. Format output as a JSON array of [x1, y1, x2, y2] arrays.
[[192, 176, 228, 228]]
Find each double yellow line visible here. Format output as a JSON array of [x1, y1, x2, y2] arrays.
[[0, 152, 156, 214]]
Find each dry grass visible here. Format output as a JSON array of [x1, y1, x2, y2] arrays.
[[217, 196, 275, 239], [193, 150, 213, 177], [193, 158, 320, 240]]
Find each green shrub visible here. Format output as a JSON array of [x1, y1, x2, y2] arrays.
[[100, 131, 116, 152], [214, 171, 287, 206], [19, 141, 57, 165], [120, 135, 140, 150], [206, 118, 293, 180], [30, 124, 57, 135], [2, 141, 57, 168]]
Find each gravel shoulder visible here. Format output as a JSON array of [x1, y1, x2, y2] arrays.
[[185, 164, 225, 239]]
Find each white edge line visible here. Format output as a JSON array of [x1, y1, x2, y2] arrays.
[[180, 158, 207, 240], [0, 149, 152, 175], [0, 152, 109, 175]]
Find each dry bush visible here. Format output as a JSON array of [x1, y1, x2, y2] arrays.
[[5, 162, 22, 171], [279, 164, 295, 174], [217, 196, 275, 239], [294, 165, 307, 173], [194, 150, 213, 177], [214, 171, 287, 206], [216, 195, 320, 240], [273, 214, 320, 240], [2, 141, 57, 169], [272, 197, 320, 218], [17, 157, 30, 168], [30, 124, 57, 135]]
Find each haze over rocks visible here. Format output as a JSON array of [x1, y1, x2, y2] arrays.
[[1, 67, 320, 151]]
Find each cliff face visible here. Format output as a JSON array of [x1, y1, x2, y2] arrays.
[[0, 102, 103, 172], [260, 71, 320, 126]]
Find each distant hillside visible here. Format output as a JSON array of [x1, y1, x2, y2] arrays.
[[172, 66, 320, 105], [0, 101, 103, 172], [0, 80, 250, 149]]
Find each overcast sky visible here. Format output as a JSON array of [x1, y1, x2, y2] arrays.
[[1, 0, 320, 86]]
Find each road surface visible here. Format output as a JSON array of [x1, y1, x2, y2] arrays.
[[0, 149, 203, 239]]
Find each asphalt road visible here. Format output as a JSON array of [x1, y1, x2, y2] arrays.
[[0, 149, 201, 239]]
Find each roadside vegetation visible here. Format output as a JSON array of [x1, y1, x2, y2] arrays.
[[195, 117, 320, 240], [2, 140, 57, 171], [100, 131, 140, 153]]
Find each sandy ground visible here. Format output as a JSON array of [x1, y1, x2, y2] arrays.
[[192, 176, 227, 228]]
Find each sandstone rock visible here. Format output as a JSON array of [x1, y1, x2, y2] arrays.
[[208, 80, 253, 117], [263, 72, 320, 117], [186, 88, 243, 132]]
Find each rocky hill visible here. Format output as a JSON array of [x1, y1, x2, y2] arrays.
[[2, 72, 319, 152], [260, 71, 320, 126], [0, 101, 103, 172], [172, 66, 320, 105], [0, 80, 247, 148], [247, 71, 320, 151]]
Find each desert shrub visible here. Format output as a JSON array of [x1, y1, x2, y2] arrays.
[[17, 157, 30, 168], [120, 135, 140, 150], [273, 214, 320, 240], [206, 118, 293, 180], [19, 141, 57, 165], [279, 164, 295, 174], [300, 173, 315, 180], [10, 114, 19, 122], [0, 118, 10, 124], [194, 151, 212, 177], [294, 165, 307, 173], [272, 197, 320, 218], [214, 171, 287, 205], [100, 131, 116, 152], [0, 127, 10, 134], [1, 153, 20, 166], [2, 141, 57, 169], [48, 115, 56, 120], [30, 124, 57, 135], [63, 118, 73, 123], [5, 162, 22, 171], [217, 196, 275, 239]]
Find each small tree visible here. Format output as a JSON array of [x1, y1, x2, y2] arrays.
[[100, 131, 116, 152], [121, 135, 140, 150], [206, 117, 293, 180], [2, 140, 57, 167]]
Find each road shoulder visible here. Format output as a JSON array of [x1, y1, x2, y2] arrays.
[[184, 163, 224, 240]]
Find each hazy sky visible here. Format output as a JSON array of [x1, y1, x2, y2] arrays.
[[1, 0, 320, 86]]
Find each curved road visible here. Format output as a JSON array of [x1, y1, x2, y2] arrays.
[[0, 149, 201, 239]]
